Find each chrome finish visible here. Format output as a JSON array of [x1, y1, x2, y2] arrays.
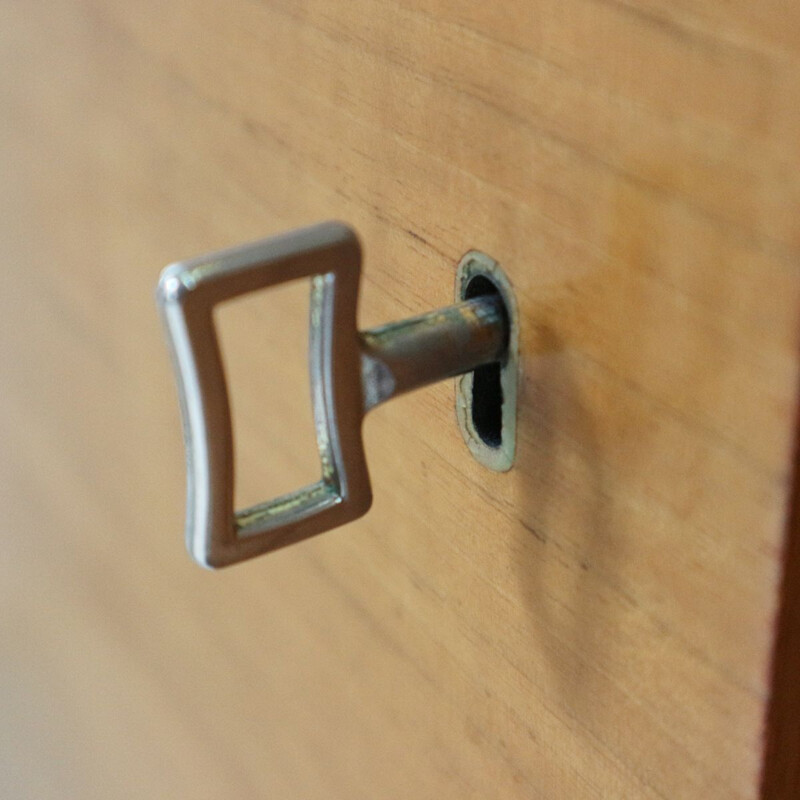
[[359, 295, 506, 412], [157, 222, 509, 569]]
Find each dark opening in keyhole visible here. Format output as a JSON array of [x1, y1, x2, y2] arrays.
[[464, 275, 508, 448]]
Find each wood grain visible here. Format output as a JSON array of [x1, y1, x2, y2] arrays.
[[1, 0, 798, 797], [762, 402, 800, 797]]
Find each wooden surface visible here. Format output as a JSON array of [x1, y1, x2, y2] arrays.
[[762, 408, 800, 797], [1, 1, 799, 797]]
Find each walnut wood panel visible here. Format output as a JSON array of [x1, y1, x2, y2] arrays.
[[1, 1, 798, 797]]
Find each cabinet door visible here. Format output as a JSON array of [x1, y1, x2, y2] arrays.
[[1, 2, 798, 797]]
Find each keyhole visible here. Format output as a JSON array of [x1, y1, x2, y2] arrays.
[[464, 275, 507, 448], [455, 250, 517, 472]]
